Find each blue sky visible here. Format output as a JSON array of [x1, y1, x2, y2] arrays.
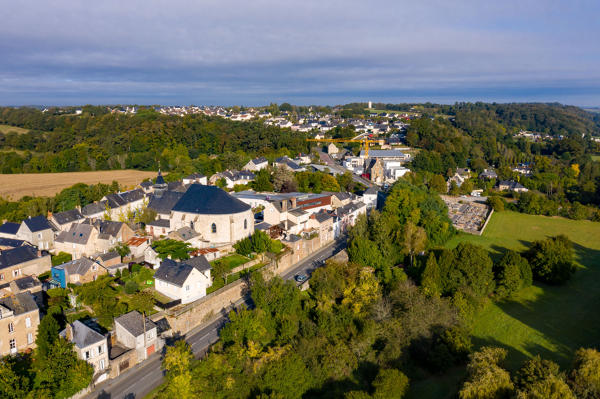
[[1, 0, 599, 106]]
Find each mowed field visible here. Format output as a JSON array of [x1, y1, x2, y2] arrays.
[[409, 211, 600, 399], [446, 211, 600, 369], [0, 170, 158, 199]]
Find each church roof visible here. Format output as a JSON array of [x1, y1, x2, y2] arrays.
[[172, 184, 251, 215]]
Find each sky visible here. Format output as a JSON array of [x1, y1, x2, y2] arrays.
[[1, 0, 600, 107]]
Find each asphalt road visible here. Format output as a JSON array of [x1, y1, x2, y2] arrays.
[[85, 238, 346, 399]]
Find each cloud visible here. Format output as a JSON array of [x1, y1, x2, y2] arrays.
[[1, 0, 599, 105]]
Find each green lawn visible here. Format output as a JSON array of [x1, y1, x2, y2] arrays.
[[592, 154, 600, 162], [210, 254, 250, 270], [446, 211, 600, 369]]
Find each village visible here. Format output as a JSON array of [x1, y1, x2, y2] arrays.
[[0, 164, 373, 386]]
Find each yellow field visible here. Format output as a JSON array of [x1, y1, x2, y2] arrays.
[[0, 124, 31, 135], [0, 170, 158, 199]]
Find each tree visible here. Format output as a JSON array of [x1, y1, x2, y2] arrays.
[[372, 368, 409, 399], [272, 166, 295, 192], [129, 290, 155, 314], [279, 103, 293, 112], [569, 348, 600, 398], [526, 235, 576, 285], [403, 222, 426, 267], [459, 347, 514, 399], [446, 243, 495, 297], [51, 252, 72, 266], [487, 196, 505, 212], [429, 174, 447, 193], [0, 356, 31, 399], [160, 340, 196, 399], [153, 239, 192, 260], [494, 251, 532, 298], [421, 253, 441, 298], [113, 242, 131, 258], [252, 168, 274, 192], [515, 356, 575, 399]]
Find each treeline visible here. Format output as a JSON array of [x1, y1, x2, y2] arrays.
[[0, 181, 120, 223], [0, 107, 309, 174]]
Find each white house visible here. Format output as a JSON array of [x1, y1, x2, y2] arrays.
[[114, 311, 162, 360], [243, 157, 269, 171], [153, 257, 212, 304], [60, 320, 109, 383], [362, 186, 379, 209]]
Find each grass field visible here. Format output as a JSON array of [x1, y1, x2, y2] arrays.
[[0, 124, 30, 134], [0, 170, 158, 199], [446, 211, 600, 369], [408, 211, 600, 398], [592, 154, 600, 162]]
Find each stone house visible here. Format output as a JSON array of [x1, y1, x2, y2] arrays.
[[114, 311, 163, 361], [54, 223, 100, 259], [51, 257, 108, 288], [60, 320, 109, 383], [16, 216, 55, 250], [49, 208, 85, 232], [0, 292, 39, 356], [0, 246, 52, 284]]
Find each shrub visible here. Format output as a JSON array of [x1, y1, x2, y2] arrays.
[[124, 280, 139, 294]]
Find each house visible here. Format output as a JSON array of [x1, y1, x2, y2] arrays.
[[334, 201, 367, 237], [362, 186, 379, 209], [49, 208, 84, 231], [0, 246, 52, 284], [306, 212, 334, 246], [168, 227, 205, 248], [331, 192, 353, 209], [16, 216, 55, 250], [85, 219, 135, 250], [182, 173, 207, 185], [102, 189, 146, 221], [0, 238, 29, 250], [327, 143, 339, 155], [293, 154, 312, 165], [125, 237, 151, 260], [51, 258, 107, 288], [169, 184, 254, 247], [114, 311, 162, 360], [498, 180, 529, 193], [359, 149, 410, 162], [0, 222, 20, 239], [0, 292, 39, 356], [367, 158, 385, 184], [81, 201, 108, 220], [93, 251, 121, 268], [60, 320, 109, 382], [139, 180, 154, 194], [383, 161, 410, 181], [147, 191, 184, 220], [222, 170, 255, 188], [243, 157, 269, 171], [146, 219, 170, 238], [54, 223, 99, 259], [154, 257, 212, 304], [144, 246, 161, 268], [479, 169, 498, 180], [8, 275, 43, 298], [273, 156, 306, 172]]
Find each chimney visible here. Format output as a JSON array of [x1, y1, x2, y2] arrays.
[[47, 211, 53, 219], [66, 324, 73, 341]]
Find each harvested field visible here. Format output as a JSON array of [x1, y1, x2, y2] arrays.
[[0, 170, 158, 199], [0, 124, 30, 134]]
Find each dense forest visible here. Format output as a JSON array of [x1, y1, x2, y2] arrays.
[[0, 107, 309, 175]]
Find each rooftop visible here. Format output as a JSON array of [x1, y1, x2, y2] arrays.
[[115, 310, 157, 337], [172, 184, 251, 215]]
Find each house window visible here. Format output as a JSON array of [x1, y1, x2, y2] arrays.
[[99, 359, 105, 370], [37, 233, 42, 239], [211, 223, 217, 233], [25, 317, 31, 328], [0, 274, 3, 280], [9, 339, 16, 352], [185, 285, 190, 291], [244, 219, 247, 229], [8, 322, 14, 333], [13, 269, 20, 277], [85, 351, 90, 360], [27, 333, 33, 344], [98, 344, 103, 354]]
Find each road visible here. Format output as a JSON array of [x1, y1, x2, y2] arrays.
[[85, 238, 347, 399], [317, 151, 374, 188]]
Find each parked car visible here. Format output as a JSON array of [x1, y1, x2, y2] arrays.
[[294, 273, 308, 283]]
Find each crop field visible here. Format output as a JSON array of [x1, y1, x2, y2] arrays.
[[0, 170, 158, 199], [0, 124, 31, 134]]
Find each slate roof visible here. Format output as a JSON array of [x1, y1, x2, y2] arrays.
[[174, 227, 199, 240], [172, 184, 251, 215], [13, 275, 41, 291], [0, 292, 38, 315], [148, 191, 184, 214], [250, 157, 268, 165], [312, 211, 333, 223], [184, 173, 206, 180], [155, 171, 165, 185], [56, 224, 95, 245], [81, 201, 107, 217], [364, 186, 380, 195], [85, 220, 124, 238], [154, 259, 194, 287], [147, 219, 170, 228], [0, 246, 40, 269], [120, 189, 145, 203], [52, 209, 84, 225], [115, 310, 157, 337], [54, 257, 98, 276], [254, 222, 272, 231], [0, 222, 20, 235], [23, 216, 53, 232], [275, 156, 303, 171], [139, 181, 153, 188], [0, 238, 28, 249], [334, 192, 352, 201], [61, 320, 105, 349], [185, 255, 212, 273], [96, 251, 120, 262]]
